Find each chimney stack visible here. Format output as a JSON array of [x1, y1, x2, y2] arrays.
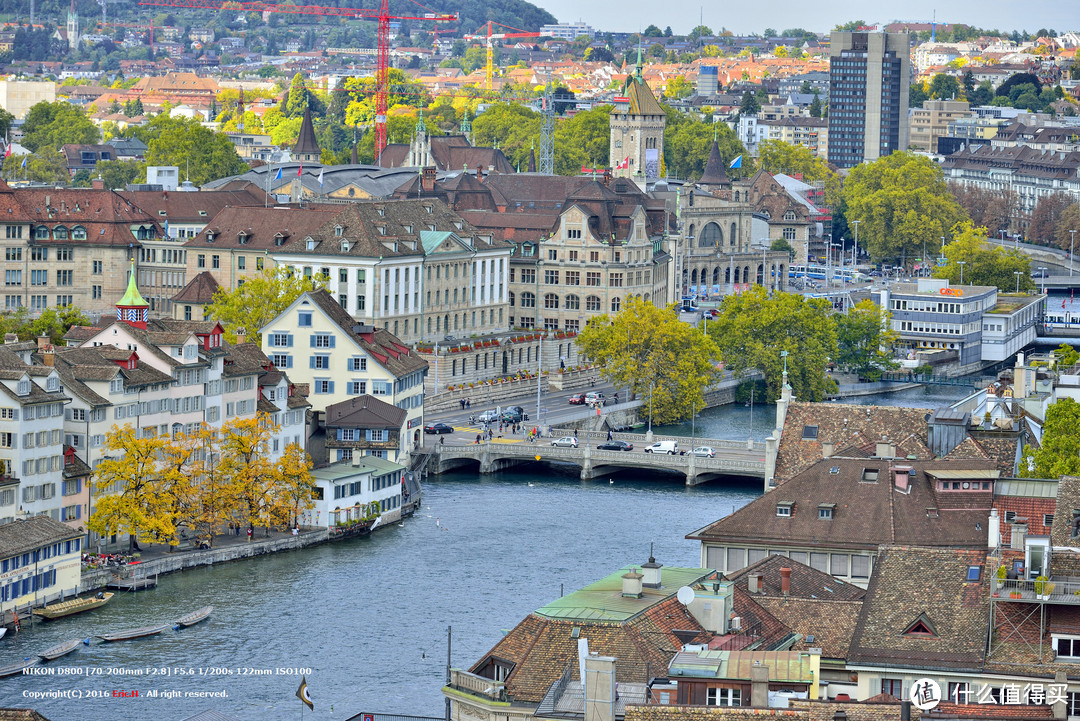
[[583, 656, 617, 721], [621, 568, 643, 598], [92, 177, 104, 190], [351, 453, 361, 467], [235, 328, 247, 345], [641, 553, 663, 588], [988, 508, 1000, 548], [780, 567, 791, 596], [901, 701, 912, 721], [3, 333, 17, 344], [750, 663, 770, 708], [1054, 672, 1067, 720], [876, 435, 895, 459], [42, 347, 54, 366], [36, 335, 50, 352], [748, 572, 763, 594]]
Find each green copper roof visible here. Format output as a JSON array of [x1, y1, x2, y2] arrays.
[[117, 262, 148, 307], [420, 230, 458, 255], [533, 565, 712, 623]]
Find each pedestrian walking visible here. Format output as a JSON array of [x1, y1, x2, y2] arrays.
[[466, 398, 471, 409], [439, 436, 445, 446], [246, 526, 253, 542], [607, 429, 613, 441], [459, 399, 465, 411], [475, 433, 482, 444]]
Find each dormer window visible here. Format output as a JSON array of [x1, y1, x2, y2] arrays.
[[784, 211, 797, 221], [335, 226, 344, 237], [306, 238, 316, 250], [377, 226, 385, 236], [776, 501, 793, 517], [453, 221, 462, 230], [46, 376, 59, 392], [17, 379, 30, 396], [72, 226, 86, 240], [238, 232, 248, 244], [425, 204, 433, 214], [34, 226, 49, 239], [403, 225, 412, 234], [817, 503, 835, 520], [206, 231, 216, 242], [376, 207, 385, 217], [861, 468, 879, 483], [341, 240, 351, 252]]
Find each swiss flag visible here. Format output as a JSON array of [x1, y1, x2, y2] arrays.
[[620, 156, 629, 170], [3, 144, 10, 159]]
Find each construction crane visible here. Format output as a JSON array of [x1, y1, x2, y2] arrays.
[[429, 26, 456, 55], [463, 21, 541, 91], [139, 0, 456, 157], [100, 21, 156, 52]]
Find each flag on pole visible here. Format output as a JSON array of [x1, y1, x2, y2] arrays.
[[729, 155, 742, 169], [3, 144, 9, 159], [296, 676, 313, 710], [318, 167, 324, 186], [21, 156, 27, 169], [164, 219, 169, 237], [297, 163, 303, 177], [274, 167, 282, 180]]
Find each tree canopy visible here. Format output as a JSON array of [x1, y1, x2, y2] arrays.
[[708, 287, 838, 402], [21, 101, 100, 152], [664, 107, 745, 180], [140, 114, 249, 186], [0, 304, 90, 344], [576, 297, 721, 424], [842, 152, 968, 266], [933, 221, 1033, 293], [206, 267, 328, 343], [1020, 397, 1080, 478], [834, 300, 898, 381]]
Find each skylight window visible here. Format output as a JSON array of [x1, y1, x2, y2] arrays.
[[966, 566, 981, 582], [802, 425, 819, 440]]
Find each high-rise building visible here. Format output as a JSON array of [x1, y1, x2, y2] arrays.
[[827, 32, 911, 168]]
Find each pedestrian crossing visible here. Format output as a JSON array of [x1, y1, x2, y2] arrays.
[[453, 425, 523, 443]]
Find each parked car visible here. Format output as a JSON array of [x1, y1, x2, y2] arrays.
[[501, 406, 529, 423], [477, 410, 500, 424], [598, 440, 634, 451], [424, 423, 453, 434], [644, 440, 679, 454], [552, 436, 578, 448], [585, 392, 605, 405], [691, 446, 716, 458], [568, 393, 586, 405]]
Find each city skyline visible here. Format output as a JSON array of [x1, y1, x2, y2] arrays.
[[534, 0, 1074, 37]]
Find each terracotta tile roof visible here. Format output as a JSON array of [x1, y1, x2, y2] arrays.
[[928, 702, 1053, 719], [184, 206, 339, 250], [757, 597, 864, 659], [775, 402, 935, 485], [0, 186, 161, 247], [726, 554, 866, 602], [171, 271, 221, 304], [120, 186, 269, 221], [325, 394, 406, 430], [729, 585, 795, 650], [1050, 476, 1080, 547], [688, 457, 997, 550], [848, 546, 989, 672], [0, 516, 81, 559]]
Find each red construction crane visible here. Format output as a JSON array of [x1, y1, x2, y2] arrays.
[[463, 21, 540, 91], [139, 0, 456, 156], [99, 20, 155, 52]]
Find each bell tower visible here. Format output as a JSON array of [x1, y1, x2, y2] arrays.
[[116, 261, 149, 330]]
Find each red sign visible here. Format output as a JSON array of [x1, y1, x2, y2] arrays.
[[939, 288, 963, 297], [613, 96, 630, 103]]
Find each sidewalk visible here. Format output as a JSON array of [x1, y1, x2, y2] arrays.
[[98, 526, 314, 567]]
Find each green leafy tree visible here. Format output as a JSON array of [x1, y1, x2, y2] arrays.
[[0, 107, 13, 139], [932, 222, 1033, 292], [20, 101, 101, 152], [688, 25, 713, 42], [834, 300, 898, 381], [472, 102, 541, 170], [1054, 343, 1080, 369], [709, 286, 838, 402], [141, 115, 248, 186], [285, 72, 309, 117], [929, 73, 961, 99], [909, 82, 930, 108], [1020, 397, 1080, 478], [2, 147, 68, 184], [1029, 193, 1074, 246], [575, 297, 720, 424], [643, 24, 663, 37], [756, 139, 840, 205], [842, 152, 968, 266], [770, 237, 794, 254], [206, 267, 328, 343], [834, 20, 867, 31], [664, 76, 692, 100], [94, 160, 143, 190], [1055, 204, 1080, 252], [552, 106, 610, 174], [663, 108, 745, 180]]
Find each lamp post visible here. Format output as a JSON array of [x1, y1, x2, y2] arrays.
[[852, 220, 860, 268], [1071, 230, 1076, 277], [958, 261, 966, 286], [1014, 270, 1023, 294], [1039, 267, 1047, 294], [648, 379, 654, 435]]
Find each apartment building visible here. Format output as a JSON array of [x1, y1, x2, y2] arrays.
[[260, 289, 428, 456], [908, 100, 972, 153]]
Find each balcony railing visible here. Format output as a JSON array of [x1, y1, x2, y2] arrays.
[[447, 669, 507, 702], [993, 576, 1080, 604]]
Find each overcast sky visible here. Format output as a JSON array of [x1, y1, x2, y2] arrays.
[[533, 0, 1074, 37]]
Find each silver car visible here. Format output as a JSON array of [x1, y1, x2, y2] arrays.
[[691, 446, 716, 458], [551, 436, 579, 448]]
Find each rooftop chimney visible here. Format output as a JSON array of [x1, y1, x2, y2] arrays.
[[901, 701, 911, 721], [92, 178, 104, 190], [36, 336, 50, 352], [621, 568, 643, 598], [876, 435, 895, 459], [1054, 672, 1067, 720], [235, 328, 247, 345], [42, 347, 54, 367], [780, 567, 791, 596], [751, 663, 770, 708], [988, 508, 1000, 549], [351, 453, 361, 467], [748, 572, 763, 594], [422, 167, 436, 192], [583, 655, 617, 721], [3, 333, 17, 344], [641, 552, 663, 589]]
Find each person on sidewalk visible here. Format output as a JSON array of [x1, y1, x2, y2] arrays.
[[607, 429, 613, 441], [246, 526, 253, 542]]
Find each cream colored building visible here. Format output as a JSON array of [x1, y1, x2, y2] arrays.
[[909, 99, 972, 153], [0, 79, 55, 119], [0, 516, 83, 617], [259, 289, 428, 455]]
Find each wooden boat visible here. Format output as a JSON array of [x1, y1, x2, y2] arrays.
[[39, 639, 81, 661], [32, 592, 113, 620], [96, 624, 169, 642], [0, 657, 41, 678], [174, 605, 212, 629], [106, 577, 157, 592]]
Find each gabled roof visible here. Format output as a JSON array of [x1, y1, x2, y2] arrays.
[[0, 516, 81, 560], [171, 271, 221, 304], [688, 457, 998, 550], [296, 290, 428, 379], [121, 186, 269, 221], [184, 206, 339, 250], [847, 546, 988, 672], [325, 394, 407, 430]]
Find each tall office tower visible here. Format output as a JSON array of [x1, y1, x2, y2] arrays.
[[827, 31, 911, 169]]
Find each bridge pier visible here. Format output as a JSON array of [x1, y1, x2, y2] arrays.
[[478, 443, 495, 474], [686, 454, 698, 486], [580, 444, 592, 481]]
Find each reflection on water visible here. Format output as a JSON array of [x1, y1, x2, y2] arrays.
[[4, 469, 759, 720]]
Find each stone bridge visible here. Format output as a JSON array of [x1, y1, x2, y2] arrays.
[[427, 435, 766, 486]]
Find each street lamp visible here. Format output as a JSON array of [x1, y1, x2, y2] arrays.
[[852, 220, 860, 268], [1039, 267, 1047, 294], [1014, 270, 1023, 294], [1071, 230, 1076, 277], [958, 261, 966, 286], [648, 379, 654, 435]]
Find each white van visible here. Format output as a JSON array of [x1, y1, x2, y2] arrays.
[[644, 440, 679, 455]]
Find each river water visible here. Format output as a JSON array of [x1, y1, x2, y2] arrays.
[[2, 385, 970, 721]]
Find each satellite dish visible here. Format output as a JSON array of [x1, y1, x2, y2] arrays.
[[676, 586, 695, 605]]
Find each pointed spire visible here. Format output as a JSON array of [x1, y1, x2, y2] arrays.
[[117, 260, 149, 329], [698, 140, 731, 187], [415, 107, 426, 136], [635, 36, 644, 81], [292, 107, 320, 161]]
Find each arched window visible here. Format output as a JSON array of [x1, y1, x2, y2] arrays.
[[610, 297, 621, 313], [33, 226, 48, 239], [644, 293, 651, 302], [783, 210, 797, 221], [521, 292, 535, 308], [691, 268, 698, 284], [508, 291, 515, 307], [699, 222, 723, 247], [730, 223, 737, 246], [713, 267, 720, 285], [53, 226, 68, 239], [687, 224, 695, 242], [565, 294, 580, 310], [586, 295, 601, 311], [72, 225, 87, 240], [544, 293, 559, 309]]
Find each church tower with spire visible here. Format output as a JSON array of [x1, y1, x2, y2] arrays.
[[609, 44, 666, 186], [292, 107, 321, 164], [66, 0, 80, 51], [407, 109, 432, 167], [116, 262, 149, 330]]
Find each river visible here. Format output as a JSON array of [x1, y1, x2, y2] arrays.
[[3, 384, 971, 721]]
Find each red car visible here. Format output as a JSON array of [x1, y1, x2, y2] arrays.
[[568, 393, 586, 405]]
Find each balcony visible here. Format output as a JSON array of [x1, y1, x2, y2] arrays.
[[993, 576, 1080, 604], [446, 668, 507, 702]]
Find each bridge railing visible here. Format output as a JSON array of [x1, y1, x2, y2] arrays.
[[435, 441, 764, 468]]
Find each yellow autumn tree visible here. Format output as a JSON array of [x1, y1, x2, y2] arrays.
[[271, 443, 316, 529], [89, 426, 176, 553], [185, 426, 240, 548]]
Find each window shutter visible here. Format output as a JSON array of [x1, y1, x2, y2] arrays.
[[287, 335, 293, 347], [328, 336, 336, 348], [310, 335, 316, 348], [76, 479, 82, 493], [286, 356, 293, 368], [327, 381, 335, 394], [309, 356, 316, 369]]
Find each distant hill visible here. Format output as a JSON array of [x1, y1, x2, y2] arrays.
[[12, 0, 557, 36]]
